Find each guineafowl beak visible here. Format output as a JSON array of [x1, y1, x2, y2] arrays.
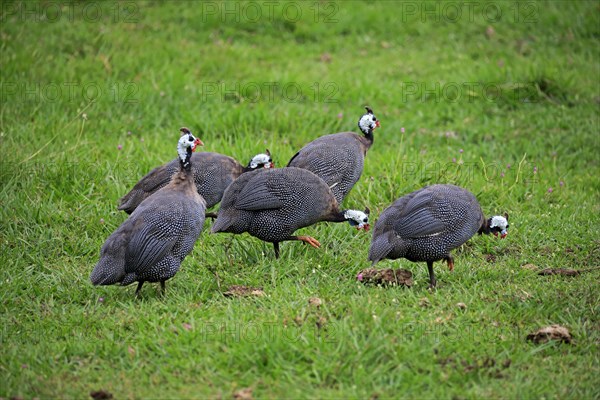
[[192, 138, 203, 151], [357, 223, 370, 232], [500, 231, 508, 239], [375, 120, 381, 128]]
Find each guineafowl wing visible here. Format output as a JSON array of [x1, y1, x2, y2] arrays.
[[124, 211, 181, 274], [138, 163, 177, 193], [118, 161, 179, 213], [395, 208, 446, 238], [287, 135, 358, 184], [233, 178, 284, 210], [309, 155, 353, 187], [232, 169, 298, 211], [287, 133, 365, 205], [394, 191, 447, 238]]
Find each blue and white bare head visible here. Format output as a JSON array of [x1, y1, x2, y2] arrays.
[[358, 106, 380, 136], [489, 214, 509, 238], [344, 207, 370, 231], [247, 149, 275, 170], [178, 127, 203, 169]]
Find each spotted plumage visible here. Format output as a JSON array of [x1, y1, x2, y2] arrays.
[[90, 128, 206, 296], [368, 184, 509, 288], [211, 167, 370, 258], [118, 150, 274, 214], [287, 106, 380, 204]]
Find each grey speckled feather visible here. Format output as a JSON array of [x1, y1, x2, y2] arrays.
[[368, 184, 491, 288], [91, 131, 206, 295], [211, 167, 369, 258], [287, 107, 379, 205], [287, 132, 371, 204], [91, 173, 206, 290], [119, 152, 259, 214]]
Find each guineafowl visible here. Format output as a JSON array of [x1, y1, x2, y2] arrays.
[[287, 106, 380, 204], [118, 150, 274, 215], [90, 128, 206, 296], [368, 184, 509, 288], [211, 167, 370, 258]]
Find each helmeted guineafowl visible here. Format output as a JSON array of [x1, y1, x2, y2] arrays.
[[90, 128, 206, 296], [118, 149, 274, 215], [287, 106, 380, 205], [211, 167, 370, 258], [368, 184, 509, 288]]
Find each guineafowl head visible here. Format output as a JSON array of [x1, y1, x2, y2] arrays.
[[358, 106, 380, 136], [344, 207, 370, 231], [489, 214, 509, 238], [247, 149, 275, 170], [178, 127, 203, 169]]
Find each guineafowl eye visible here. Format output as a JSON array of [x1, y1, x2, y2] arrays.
[[188, 135, 194, 142]]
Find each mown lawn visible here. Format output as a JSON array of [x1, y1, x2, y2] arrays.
[[1, 1, 599, 398]]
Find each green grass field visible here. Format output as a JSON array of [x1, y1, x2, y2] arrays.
[[1, 0, 599, 398]]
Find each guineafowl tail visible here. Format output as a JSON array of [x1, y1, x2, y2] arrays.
[[90, 257, 125, 286], [118, 166, 173, 214], [117, 190, 145, 214], [210, 215, 232, 233]]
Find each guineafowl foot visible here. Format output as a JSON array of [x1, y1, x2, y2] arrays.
[[135, 281, 144, 297], [295, 235, 321, 249], [427, 261, 437, 289], [444, 256, 454, 272]]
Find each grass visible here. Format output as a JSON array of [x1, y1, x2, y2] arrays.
[[1, 0, 599, 398]]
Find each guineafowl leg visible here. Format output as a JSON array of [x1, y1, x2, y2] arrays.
[[444, 255, 455, 271], [427, 261, 437, 289], [273, 242, 280, 259], [160, 281, 166, 295], [205, 211, 219, 220], [135, 281, 144, 297]]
